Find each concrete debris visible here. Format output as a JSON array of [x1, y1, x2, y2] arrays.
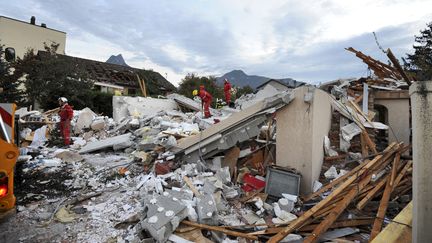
[[90, 119, 106, 131], [30, 125, 48, 147], [55, 206, 76, 223], [112, 96, 178, 122], [79, 133, 132, 153], [54, 150, 84, 163], [324, 166, 339, 179], [74, 107, 97, 134], [9, 61, 413, 243]]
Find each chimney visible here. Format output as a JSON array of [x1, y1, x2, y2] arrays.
[[30, 16, 36, 25], [41, 23, 47, 28]]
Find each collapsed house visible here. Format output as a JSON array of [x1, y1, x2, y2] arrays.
[[1, 47, 416, 243], [36, 51, 177, 96]]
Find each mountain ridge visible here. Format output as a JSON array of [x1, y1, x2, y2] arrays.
[[216, 70, 303, 89], [106, 54, 129, 67]]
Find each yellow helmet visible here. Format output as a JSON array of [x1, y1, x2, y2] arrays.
[[192, 89, 198, 96]]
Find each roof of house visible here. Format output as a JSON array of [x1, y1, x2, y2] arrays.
[[37, 51, 176, 94], [256, 79, 305, 90], [0, 15, 66, 34]]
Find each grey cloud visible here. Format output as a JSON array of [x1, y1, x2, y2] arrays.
[[21, 0, 236, 73], [2, 1, 428, 84], [234, 22, 421, 84]]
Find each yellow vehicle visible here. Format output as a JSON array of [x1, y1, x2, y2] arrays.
[[0, 47, 18, 211], [0, 103, 18, 211]]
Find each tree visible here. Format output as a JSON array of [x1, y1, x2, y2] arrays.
[[19, 42, 93, 110], [404, 22, 432, 81], [236, 85, 254, 98], [0, 43, 25, 104], [178, 73, 224, 100]]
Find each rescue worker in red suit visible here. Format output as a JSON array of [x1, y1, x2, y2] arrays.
[[58, 97, 73, 146], [223, 78, 232, 105], [193, 85, 212, 118]]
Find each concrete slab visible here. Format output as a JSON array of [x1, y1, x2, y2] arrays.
[[79, 133, 132, 154], [141, 193, 188, 242], [112, 96, 178, 122]]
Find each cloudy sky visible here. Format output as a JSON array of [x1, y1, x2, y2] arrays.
[[2, 0, 432, 85]]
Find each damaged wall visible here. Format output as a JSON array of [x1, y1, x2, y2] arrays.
[[276, 86, 332, 195], [373, 91, 410, 147]]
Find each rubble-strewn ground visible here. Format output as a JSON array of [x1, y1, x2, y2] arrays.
[[1, 64, 413, 243]]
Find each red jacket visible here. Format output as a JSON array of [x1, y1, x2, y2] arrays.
[[59, 104, 73, 122], [224, 81, 231, 93], [199, 89, 212, 103]]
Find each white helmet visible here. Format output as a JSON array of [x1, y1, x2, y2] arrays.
[[58, 97, 68, 102]]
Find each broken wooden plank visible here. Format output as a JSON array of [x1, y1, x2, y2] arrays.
[[386, 48, 412, 86], [181, 220, 258, 240], [268, 149, 392, 243], [303, 158, 388, 243], [303, 143, 397, 202], [392, 160, 412, 191], [183, 176, 201, 197], [349, 100, 373, 124], [356, 174, 389, 210], [354, 94, 363, 104], [389, 153, 400, 187], [324, 154, 347, 162], [249, 218, 374, 235], [371, 201, 412, 243], [362, 131, 378, 154], [361, 132, 369, 157], [369, 176, 395, 241]]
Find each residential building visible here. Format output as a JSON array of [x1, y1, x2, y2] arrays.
[[0, 15, 66, 58]]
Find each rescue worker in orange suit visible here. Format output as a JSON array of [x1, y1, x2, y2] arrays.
[[223, 78, 232, 105], [193, 85, 212, 118], [58, 97, 73, 146]]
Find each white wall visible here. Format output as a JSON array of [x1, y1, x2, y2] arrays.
[[276, 86, 332, 195], [0, 16, 66, 58]]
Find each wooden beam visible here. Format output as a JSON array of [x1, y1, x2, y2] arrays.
[[363, 131, 378, 154], [389, 153, 401, 187], [183, 176, 201, 197], [361, 132, 369, 157], [354, 94, 364, 104], [181, 220, 258, 240], [141, 77, 147, 97], [249, 218, 375, 235], [303, 159, 387, 243], [349, 100, 373, 124], [268, 147, 395, 243], [303, 143, 397, 202], [386, 48, 412, 86], [356, 174, 389, 210], [371, 201, 412, 243], [369, 176, 394, 241], [392, 160, 412, 191]]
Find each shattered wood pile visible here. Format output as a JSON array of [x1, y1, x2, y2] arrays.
[[267, 142, 411, 242]]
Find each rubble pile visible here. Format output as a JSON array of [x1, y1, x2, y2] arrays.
[[1, 48, 415, 242]]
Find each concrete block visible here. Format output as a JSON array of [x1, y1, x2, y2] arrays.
[[112, 96, 178, 122], [134, 127, 161, 138], [74, 108, 96, 134], [90, 120, 106, 131], [79, 133, 132, 153], [196, 194, 218, 225], [138, 140, 157, 151], [55, 150, 84, 163], [141, 193, 188, 242]]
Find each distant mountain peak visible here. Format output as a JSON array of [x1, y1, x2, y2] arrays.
[[217, 69, 303, 90], [106, 54, 129, 67]]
